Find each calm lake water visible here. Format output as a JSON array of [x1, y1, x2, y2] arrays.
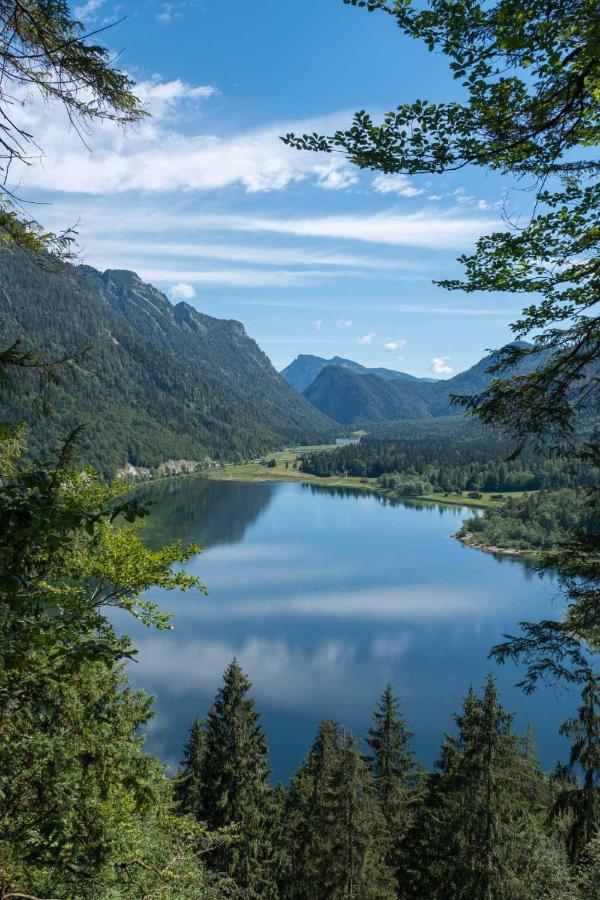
[[112, 477, 574, 781]]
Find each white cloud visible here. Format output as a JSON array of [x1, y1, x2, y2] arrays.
[[358, 333, 375, 345], [146, 210, 495, 249], [170, 282, 196, 300], [336, 319, 353, 328], [74, 0, 104, 18], [45, 202, 498, 253], [384, 340, 407, 351], [315, 165, 359, 191], [136, 267, 347, 288], [10, 95, 362, 197], [156, 2, 173, 23], [134, 79, 218, 119], [430, 356, 455, 378], [372, 174, 424, 198], [313, 319, 323, 331], [80, 238, 410, 271]]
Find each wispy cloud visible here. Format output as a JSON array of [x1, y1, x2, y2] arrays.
[[146, 211, 495, 250], [80, 238, 414, 271], [135, 267, 352, 288], [336, 319, 353, 328], [11, 94, 360, 196], [358, 333, 375, 345], [384, 340, 407, 351]]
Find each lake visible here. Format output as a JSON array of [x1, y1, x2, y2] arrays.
[[112, 477, 574, 782]]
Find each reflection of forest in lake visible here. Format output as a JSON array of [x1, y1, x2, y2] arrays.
[[135, 478, 277, 549], [116, 478, 571, 781]]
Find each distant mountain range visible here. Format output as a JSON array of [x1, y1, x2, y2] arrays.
[[282, 347, 532, 425], [0, 252, 333, 473], [281, 354, 436, 393]]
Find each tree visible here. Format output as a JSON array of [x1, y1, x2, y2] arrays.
[[366, 684, 419, 881], [199, 659, 274, 897], [0, 443, 206, 895], [285, 719, 395, 899], [414, 677, 568, 899], [175, 718, 207, 819], [552, 672, 600, 862], [284, 0, 599, 693], [0, 0, 145, 255]]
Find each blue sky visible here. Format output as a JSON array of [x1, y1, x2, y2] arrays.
[[16, 0, 531, 376]]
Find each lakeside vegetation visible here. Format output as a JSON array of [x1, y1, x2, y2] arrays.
[[457, 489, 592, 555], [208, 447, 530, 510]]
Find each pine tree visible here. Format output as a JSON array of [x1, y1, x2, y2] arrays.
[[415, 677, 567, 899], [284, 719, 344, 898], [552, 672, 600, 862], [174, 717, 206, 818], [199, 659, 274, 897], [284, 720, 395, 899], [366, 684, 419, 886], [330, 731, 397, 899]]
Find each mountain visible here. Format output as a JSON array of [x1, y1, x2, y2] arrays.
[[0, 251, 333, 474], [281, 354, 435, 393], [302, 346, 532, 425], [303, 366, 434, 424]]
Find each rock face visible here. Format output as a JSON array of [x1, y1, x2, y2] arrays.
[[0, 252, 333, 474]]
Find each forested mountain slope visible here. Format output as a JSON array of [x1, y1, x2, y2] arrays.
[[303, 365, 435, 423], [302, 344, 533, 425], [281, 353, 435, 392], [0, 252, 333, 473]]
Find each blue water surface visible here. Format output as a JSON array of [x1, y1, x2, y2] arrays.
[[112, 478, 573, 781]]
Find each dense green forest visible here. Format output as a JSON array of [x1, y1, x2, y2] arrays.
[[0, 251, 333, 475], [299, 436, 590, 493], [6, 649, 600, 898]]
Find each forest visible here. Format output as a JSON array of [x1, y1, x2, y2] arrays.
[[299, 436, 591, 493], [8, 652, 600, 898]]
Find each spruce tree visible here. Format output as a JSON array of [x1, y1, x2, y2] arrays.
[[552, 672, 600, 862], [199, 659, 274, 897], [284, 719, 344, 898], [330, 731, 397, 899], [415, 676, 567, 899], [174, 717, 206, 818], [366, 684, 419, 887], [284, 720, 395, 899]]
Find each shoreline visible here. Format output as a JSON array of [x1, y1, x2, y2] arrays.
[[127, 448, 539, 562], [454, 530, 542, 563]]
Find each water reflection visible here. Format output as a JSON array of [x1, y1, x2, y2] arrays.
[[134, 477, 277, 549], [117, 479, 572, 780]]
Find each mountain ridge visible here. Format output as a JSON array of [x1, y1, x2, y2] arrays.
[[0, 253, 333, 474], [300, 344, 533, 425], [281, 353, 437, 393]]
